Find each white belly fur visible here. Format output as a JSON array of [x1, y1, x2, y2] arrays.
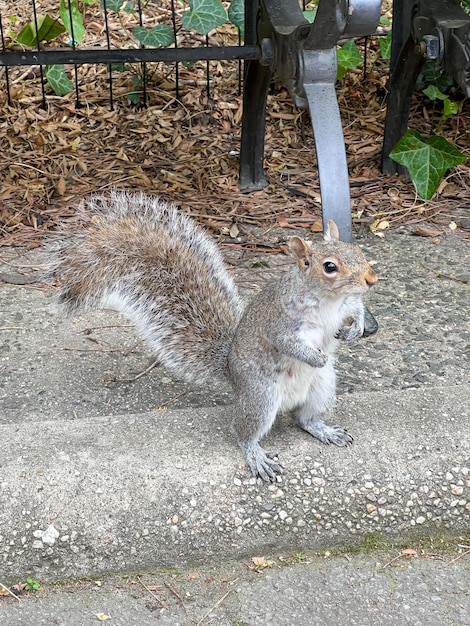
[[277, 358, 335, 413]]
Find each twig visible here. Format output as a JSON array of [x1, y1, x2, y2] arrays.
[[164, 581, 188, 613], [196, 590, 232, 626], [0, 582, 21, 601], [115, 357, 161, 382], [422, 264, 468, 285], [380, 554, 405, 569], [445, 548, 470, 567], [78, 324, 133, 333], [156, 391, 188, 409], [164, 581, 184, 601], [62, 347, 122, 353], [380, 550, 418, 569], [136, 577, 168, 609], [0, 327, 25, 331]]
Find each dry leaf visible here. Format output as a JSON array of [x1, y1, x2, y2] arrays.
[[377, 220, 390, 230], [250, 556, 274, 571], [370, 219, 390, 234], [96, 613, 111, 621], [411, 226, 443, 237], [56, 178, 67, 196], [187, 572, 200, 580], [401, 549, 418, 557], [309, 220, 323, 233]]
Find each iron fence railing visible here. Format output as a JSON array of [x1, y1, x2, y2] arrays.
[[2, 2, 467, 241], [0, 0, 383, 242], [0, 0, 257, 107]]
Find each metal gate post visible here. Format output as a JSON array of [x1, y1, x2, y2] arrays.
[[239, 0, 381, 242]]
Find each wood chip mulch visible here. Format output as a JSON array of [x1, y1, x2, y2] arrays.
[[0, 45, 469, 247]]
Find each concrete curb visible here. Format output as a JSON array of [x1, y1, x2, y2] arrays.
[[1, 384, 468, 581]]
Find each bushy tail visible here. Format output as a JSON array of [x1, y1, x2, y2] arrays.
[[46, 190, 243, 383]]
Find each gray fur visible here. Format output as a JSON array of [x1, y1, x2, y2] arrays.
[[46, 191, 377, 480]]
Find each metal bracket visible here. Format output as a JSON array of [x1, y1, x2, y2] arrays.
[[240, 0, 381, 242], [382, 0, 470, 174]]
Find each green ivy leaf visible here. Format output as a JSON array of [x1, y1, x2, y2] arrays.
[[378, 31, 391, 60], [16, 15, 66, 45], [443, 98, 458, 117], [182, 0, 227, 36], [127, 75, 142, 104], [389, 129, 466, 199], [228, 0, 244, 37], [302, 10, 316, 23], [110, 62, 128, 72], [423, 84, 447, 101], [416, 60, 454, 93], [337, 40, 362, 79], [59, 0, 85, 43], [45, 65, 74, 96], [100, 0, 125, 12], [133, 25, 175, 47]]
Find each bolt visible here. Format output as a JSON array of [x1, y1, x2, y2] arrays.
[[421, 34, 440, 60]]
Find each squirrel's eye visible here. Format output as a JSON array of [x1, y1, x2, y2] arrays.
[[323, 261, 338, 274]]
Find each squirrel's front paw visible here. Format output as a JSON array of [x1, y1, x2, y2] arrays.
[[313, 349, 328, 368], [335, 317, 363, 341]]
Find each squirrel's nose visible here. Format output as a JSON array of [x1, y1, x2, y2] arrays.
[[365, 270, 378, 288]]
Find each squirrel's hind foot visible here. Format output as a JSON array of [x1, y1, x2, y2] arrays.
[[300, 420, 353, 447], [239, 442, 283, 482]]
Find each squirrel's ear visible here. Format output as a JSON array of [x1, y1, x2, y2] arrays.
[[288, 236, 312, 271], [324, 220, 340, 243]]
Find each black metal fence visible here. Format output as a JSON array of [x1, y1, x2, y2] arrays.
[[0, 0, 261, 108], [0, 0, 384, 242]]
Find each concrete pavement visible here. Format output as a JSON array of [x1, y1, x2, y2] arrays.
[[0, 224, 469, 623]]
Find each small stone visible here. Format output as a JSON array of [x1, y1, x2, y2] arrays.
[[415, 516, 426, 525], [450, 485, 463, 496], [42, 524, 59, 546], [366, 504, 377, 513], [278, 510, 288, 521], [233, 477, 242, 487]]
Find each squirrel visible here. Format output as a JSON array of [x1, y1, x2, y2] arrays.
[[46, 190, 378, 481]]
